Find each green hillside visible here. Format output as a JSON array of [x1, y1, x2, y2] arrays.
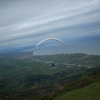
[[53, 81, 100, 100], [0, 53, 100, 100], [41, 68, 100, 100]]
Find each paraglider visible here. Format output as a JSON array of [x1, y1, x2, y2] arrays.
[[33, 38, 65, 55], [51, 63, 55, 67], [35, 38, 65, 48], [33, 38, 65, 67]]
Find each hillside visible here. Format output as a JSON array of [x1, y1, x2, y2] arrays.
[[41, 68, 100, 100], [53, 81, 100, 100], [0, 52, 100, 100]]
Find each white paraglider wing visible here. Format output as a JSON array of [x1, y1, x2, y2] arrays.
[[36, 38, 65, 48]]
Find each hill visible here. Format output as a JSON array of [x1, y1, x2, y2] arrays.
[[0, 52, 100, 100], [41, 68, 100, 100], [53, 81, 100, 100]]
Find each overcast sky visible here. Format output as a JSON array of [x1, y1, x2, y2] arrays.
[[0, 0, 100, 53]]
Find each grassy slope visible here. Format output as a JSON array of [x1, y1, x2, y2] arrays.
[[53, 81, 100, 100]]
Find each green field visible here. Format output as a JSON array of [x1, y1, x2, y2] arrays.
[[0, 52, 100, 100], [53, 81, 100, 100]]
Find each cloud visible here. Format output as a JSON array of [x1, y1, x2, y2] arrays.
[[0, 0, 100, 52]]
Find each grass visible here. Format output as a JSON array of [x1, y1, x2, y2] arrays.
[[53, 81, 100, 100]]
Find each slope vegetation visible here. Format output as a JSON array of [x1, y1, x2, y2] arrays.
[[53, 81, 100, 100]]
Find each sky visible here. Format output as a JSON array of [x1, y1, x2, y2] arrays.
[[0, 0, 100, 54]]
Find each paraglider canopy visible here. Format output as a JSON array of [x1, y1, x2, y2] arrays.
[[35, 38, 65, 48], [33, 38, 65, 55]]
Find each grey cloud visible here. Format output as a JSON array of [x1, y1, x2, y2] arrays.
[[0, 0, 100, 51], [0, 0, 99, 26]]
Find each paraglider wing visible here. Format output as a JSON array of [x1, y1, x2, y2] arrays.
[[36, 38, 65, 48]]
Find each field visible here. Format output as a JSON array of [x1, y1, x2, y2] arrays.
[[53, 81, 100, 100], [0, 52, 100, 99]]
